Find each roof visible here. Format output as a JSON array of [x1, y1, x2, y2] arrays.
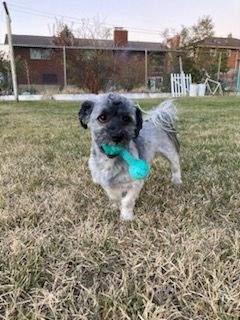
[[5, 34, 168, 52], [196, 37, 240, 49]]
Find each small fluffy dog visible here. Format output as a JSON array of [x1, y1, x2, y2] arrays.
[[78, 93, 182, 220]]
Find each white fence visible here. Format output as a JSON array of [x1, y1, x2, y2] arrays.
[[171, 73, 192, 97]]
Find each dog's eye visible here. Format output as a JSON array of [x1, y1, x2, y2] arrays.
[[122, 115, 131, 123], [98, 114, 109, 123]]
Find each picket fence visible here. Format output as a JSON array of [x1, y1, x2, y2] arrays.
[[171, 73, 192, 97]]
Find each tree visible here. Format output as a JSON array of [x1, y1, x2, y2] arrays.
[[52, 20, 146, 92], [162, 16, 214, 47], [0, 51, 10, 92], [113, 53, 145, 91], [53, 21, 75, 46], [166, 16, 229, 82], [0, 51, 24, 94], [67, 49, 115, 93], [190, 16, 214, 43]]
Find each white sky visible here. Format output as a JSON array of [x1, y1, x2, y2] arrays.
[[0, 0, 239, 44]]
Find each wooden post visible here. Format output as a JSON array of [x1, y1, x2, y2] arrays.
[[237, 63, 240, 92], [178, 56, 186, 96], [3, 1, 18, 101], [217, 51, 222, 80], [179, 55, 183, 73], [145, 49, 148, 88], [63, 46, 67, 87], [170, 73, 174, 97]]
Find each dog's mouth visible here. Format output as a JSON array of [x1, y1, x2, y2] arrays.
[[100, 145, 117, 158], [100, 142, 128, 158]]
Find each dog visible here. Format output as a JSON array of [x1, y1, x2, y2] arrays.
[[78, 93, 182, 220]]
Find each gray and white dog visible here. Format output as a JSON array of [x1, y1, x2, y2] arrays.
[[78, 93, 182, 220]]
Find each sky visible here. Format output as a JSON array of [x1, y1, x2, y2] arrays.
[[0, 0, 239, 44]]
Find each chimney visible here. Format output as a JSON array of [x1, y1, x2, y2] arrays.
[[114, 27, 128, 47], [167, 35, 181, 49]]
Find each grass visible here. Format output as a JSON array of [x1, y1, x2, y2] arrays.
[[0, 97, 240, 319]]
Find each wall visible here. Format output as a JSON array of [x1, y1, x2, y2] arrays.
[[14, 47, 168, 91], [14, 47, 64, 85], [227, 50, 240, 69]]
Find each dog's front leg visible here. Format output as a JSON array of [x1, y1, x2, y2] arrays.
[[120, 182, 143, 221], [104, 187, 121, 210]]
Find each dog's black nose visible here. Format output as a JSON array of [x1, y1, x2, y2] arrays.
[[111, 134, 124, 143]]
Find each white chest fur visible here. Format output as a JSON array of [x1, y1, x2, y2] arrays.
[[88, 142, 139, 188]]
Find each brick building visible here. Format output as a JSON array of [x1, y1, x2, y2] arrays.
[[4, 28, 171, 91], [195, 37, 240, 70], [167, 35, 240, 71]]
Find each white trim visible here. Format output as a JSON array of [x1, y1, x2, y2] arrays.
[[53, 93, 171, 101], [0, 93, 171, 101], [0, 95, 43, 101]]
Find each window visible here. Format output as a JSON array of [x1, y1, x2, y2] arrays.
[[30, 48, 52, 60], [42, 73, 57, 84]]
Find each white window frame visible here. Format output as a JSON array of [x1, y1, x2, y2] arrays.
[[30, 48, 52, 60]]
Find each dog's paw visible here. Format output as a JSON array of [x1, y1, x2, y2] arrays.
[[120, 211, 134, 221], [171, 175, 182, 186]]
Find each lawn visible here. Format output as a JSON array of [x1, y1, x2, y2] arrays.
[[0, 97, 240, 319]]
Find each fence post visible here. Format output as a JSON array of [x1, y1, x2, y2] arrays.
[[171, 74, 174, 97], [63, 46, 67, 87], [181, 72, 186, 96], [237, 65, 240, 92], [145, 50, 148, 89], [217, 52, 222, 81]]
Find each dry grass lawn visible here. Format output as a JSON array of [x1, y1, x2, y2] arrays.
[[0, 97, 240, 319]]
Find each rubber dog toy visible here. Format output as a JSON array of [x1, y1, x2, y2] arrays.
[[101, 144, 150, 180]]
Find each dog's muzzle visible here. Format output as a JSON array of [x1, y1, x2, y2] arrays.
[[110, 133, 124, 144]]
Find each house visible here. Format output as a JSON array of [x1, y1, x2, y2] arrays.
[[195, 37, 240, 70], [167, 35, 240, 71], [4, 28, 171, 91]]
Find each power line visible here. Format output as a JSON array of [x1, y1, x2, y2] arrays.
[[11, 8, 161, 35], [8, 2, 163, 36], [9, 2, 163, 32]]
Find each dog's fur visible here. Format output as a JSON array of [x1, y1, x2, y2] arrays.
[[78, 93, 182, 220]]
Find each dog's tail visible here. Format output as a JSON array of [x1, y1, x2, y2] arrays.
[[145, 99, 180, 152]]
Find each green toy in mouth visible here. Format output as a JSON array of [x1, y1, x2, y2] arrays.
[[101, 144, 150, 180]]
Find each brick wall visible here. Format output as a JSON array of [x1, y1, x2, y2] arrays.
[[14, 46, 168, 89], [114, 28, 128, 47], [227, 50, 240, 69], [15, 47, 64, 85]]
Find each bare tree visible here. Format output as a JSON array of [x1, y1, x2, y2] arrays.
[[23, 59, 31, 87], [52, 19, 146, 92], [53, 20, 75, 46], [74, 17, 111, 41]]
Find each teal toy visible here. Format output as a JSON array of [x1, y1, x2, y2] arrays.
[[101, 144, 150, 180]]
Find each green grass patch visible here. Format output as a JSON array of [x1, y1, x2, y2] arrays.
[[0, 97, 240, 319]]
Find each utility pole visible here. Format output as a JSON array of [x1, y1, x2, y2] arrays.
[[3, 1, 18, 101], [217, 51, 222, 81]]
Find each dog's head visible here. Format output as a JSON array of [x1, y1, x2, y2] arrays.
[[78, 93, 142, 150]]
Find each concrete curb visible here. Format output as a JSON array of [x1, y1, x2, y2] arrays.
[[0, 95, 43, 101], [53, 93, 171, 101], [0, 93, 171, 101]]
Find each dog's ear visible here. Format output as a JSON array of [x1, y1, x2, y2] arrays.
[[78, 100, 94, 129], [135, 106, 143, 137]]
